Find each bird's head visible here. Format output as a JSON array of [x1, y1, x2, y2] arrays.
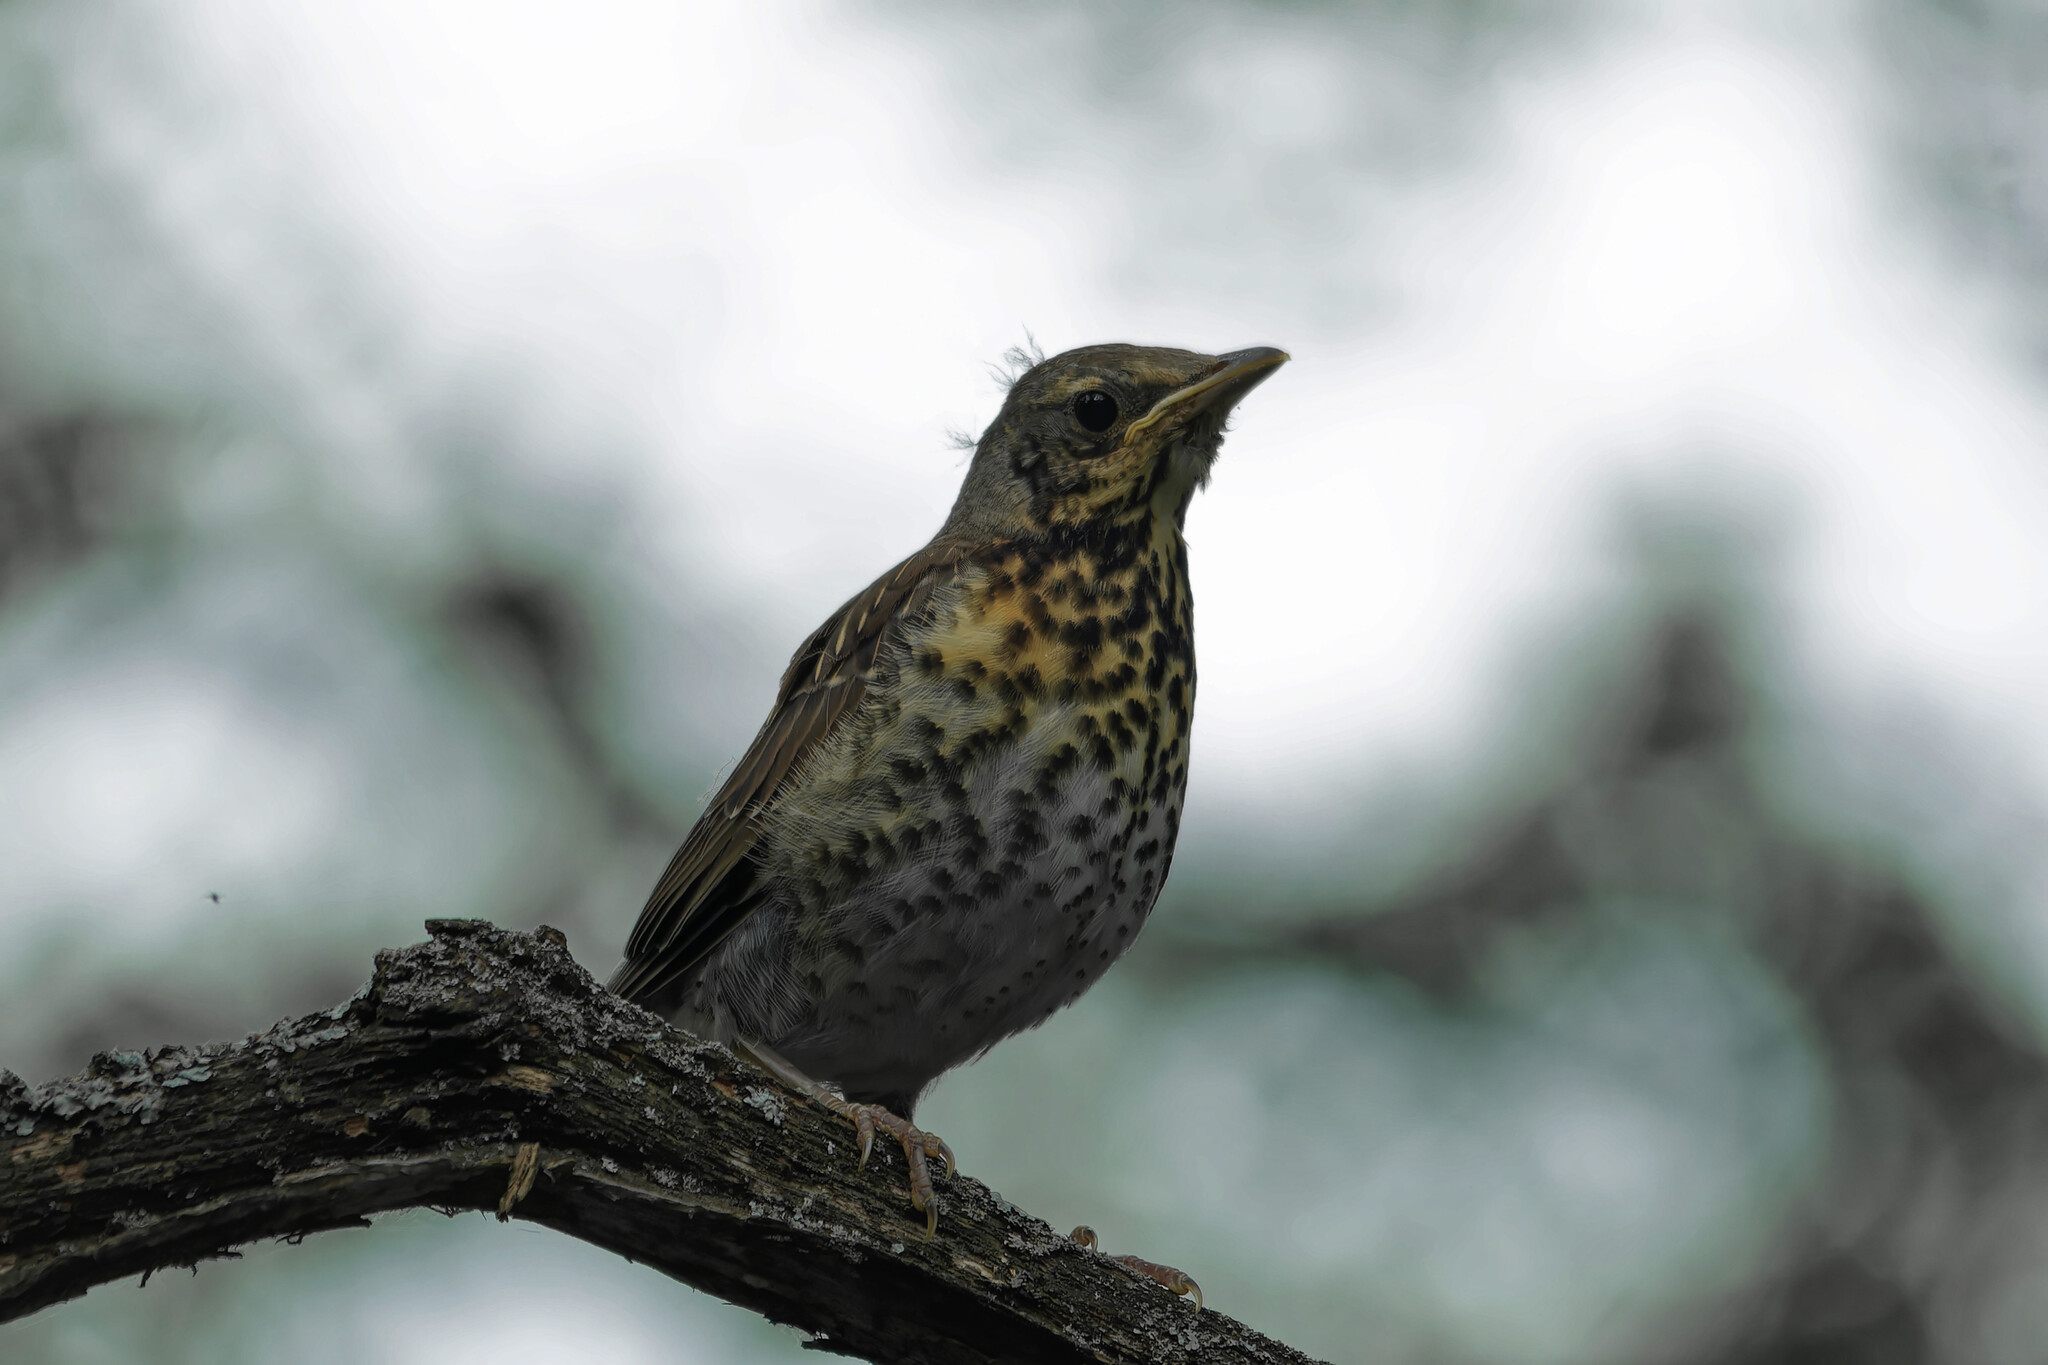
[[942, 342, 1287, 540]]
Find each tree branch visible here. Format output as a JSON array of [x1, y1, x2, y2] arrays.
[[0, 920, 1320, 1365]]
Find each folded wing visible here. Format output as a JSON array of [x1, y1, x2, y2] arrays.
[[608, 541, 967, 1005]]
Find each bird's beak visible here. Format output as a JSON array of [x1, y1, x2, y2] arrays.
[[1125, 346, 1289, 444]]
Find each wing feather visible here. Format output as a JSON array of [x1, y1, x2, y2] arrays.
[[608, 540, 968, 1005]]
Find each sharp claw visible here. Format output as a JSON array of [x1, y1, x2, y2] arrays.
[[927, 1134, 956, 1179], [1070, 1225, 1099, 1250], [903, 1130, 937, 1225], [855, 1111, 876, 1169], [1175, 1274, 1203, 1311]]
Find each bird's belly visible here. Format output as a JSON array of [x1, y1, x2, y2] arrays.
[[768, 696, 1184, 1101]]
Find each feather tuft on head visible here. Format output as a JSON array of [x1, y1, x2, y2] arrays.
[[990, 330, 1045, 391]]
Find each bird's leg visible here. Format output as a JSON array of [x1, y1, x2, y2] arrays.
[[1070, 1226, 1203, 1310], [736, 1038, 954, 1239]]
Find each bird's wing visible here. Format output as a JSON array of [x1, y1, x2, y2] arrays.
[[608, 540, 969, 1005]]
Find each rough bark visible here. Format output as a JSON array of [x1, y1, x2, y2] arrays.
[[0, 920, 1319, 1365]]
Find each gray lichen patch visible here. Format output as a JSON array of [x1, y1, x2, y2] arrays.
[[372, 920, 700, 1064], [742, 1087, 789, 1125], [4, 1055, 174, 1130], [1005, 1224, 1077, 1259]]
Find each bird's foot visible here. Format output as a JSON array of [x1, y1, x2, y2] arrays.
[[827, 1096, 954, 1240], [1071, 1226, 1203, 1310], [735, 1037, 953, 1239]]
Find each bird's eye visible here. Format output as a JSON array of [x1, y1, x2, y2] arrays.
[[1073, 390, 1119, 433]]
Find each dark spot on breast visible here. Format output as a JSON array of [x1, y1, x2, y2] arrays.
[[1004, 815, 1047, 860], [1017, 548, 1052, 589], [1060, 613, 1104, 665], [1145, 636, 1171, 689], [949, 814, 989, 866], [1106, 588, 1154, 640]]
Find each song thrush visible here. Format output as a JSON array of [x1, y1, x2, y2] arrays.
[[609, 341, 1286, 1290]]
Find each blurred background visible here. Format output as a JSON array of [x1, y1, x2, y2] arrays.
[[4, 0, 2048, 1361]]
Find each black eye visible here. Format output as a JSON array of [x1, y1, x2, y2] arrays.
[[1073, 390, 1119, 433]]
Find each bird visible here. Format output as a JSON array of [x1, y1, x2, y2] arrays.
[[609, 340, 1286, 1278]]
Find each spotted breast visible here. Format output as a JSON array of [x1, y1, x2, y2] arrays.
[[698, 512, 1196, 1111]]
